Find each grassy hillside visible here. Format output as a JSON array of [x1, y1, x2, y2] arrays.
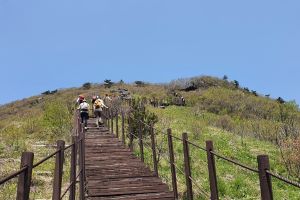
[[0, 76, 299, 199]]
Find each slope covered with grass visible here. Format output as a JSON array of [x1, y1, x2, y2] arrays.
[[0, 76, 299, 199]]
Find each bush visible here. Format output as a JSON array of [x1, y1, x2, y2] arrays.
[[215, 115, 234, 132], [128, 97, 158, 137], [82, 82, 91, 90], [42, 101, 72, 141]]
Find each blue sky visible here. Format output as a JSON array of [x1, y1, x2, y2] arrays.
[[0, 0, 299, 105]]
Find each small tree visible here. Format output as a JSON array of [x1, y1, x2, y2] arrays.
[[233, 80, 239, 88], [128, 97, 158, 138], [134, 81, 145, 87], [251, 90, 258, 96], [104, 79, 114, 88], [82, 82, 91, 90], [223, 75, 228, 81], [277, 97, 285, 104]]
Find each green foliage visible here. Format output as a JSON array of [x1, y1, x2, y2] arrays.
[[42, 100, 72, 141], [129, 97, 158, 137], [82, 82, 92, 89], [104, 79, 114, 88], [134, 80, 145, 87]]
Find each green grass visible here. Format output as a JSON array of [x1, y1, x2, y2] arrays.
[[136, 106, 300, 199]]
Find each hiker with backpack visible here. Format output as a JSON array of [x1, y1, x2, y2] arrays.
[[76, 94, 85, 105], [93, 96, 108, 127], [78, 99, 90, 129]]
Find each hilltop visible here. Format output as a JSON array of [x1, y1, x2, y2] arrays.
[[0, 75, 299, 199]]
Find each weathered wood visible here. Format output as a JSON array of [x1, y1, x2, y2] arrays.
[[16, 152, 34, 200], [258, 155, 273, 200], [116, 111, 119, 138], [52, 140, 65, 200], [138, 119, 144, 162], [167, 129, 178, 199], [69, 136, 77, 200], [84, 118, 174, 200], [206, 140, 219, 200], [150, 124, 158, 177], [182, 133, 193, 200], [121, 111, 125, 145]]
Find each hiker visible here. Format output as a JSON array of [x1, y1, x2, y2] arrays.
[[78, 99, 90, 129], [76, 95, 85, 105], [94, 96, 108, 127], [181, 96, 186, 106], [91, 96, 97, 113]]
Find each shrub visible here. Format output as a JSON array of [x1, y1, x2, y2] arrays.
[[42, 100, 72, 141], [82, 82, 91, 90]]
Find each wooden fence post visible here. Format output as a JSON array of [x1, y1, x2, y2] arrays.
[[116, 111, 119, 138], [111, 109, 114, 134], [106, 108, 110, 130], [121, 111, 125, 144], [128, 117, 134, 151], [16, 152, 34, 200], [79, 129, 85, 200], [150, 124, 158, 176], [167, 129, 178, 199], [182, 133, 193, 200], [138, 119, 144, 162], [52, 140, 65, 200], [258, 155, 273, 200], [206, 141, 219, 200], [69, 136, 77, 200]]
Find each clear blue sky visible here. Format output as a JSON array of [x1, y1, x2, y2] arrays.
[[0, 0, 299, 105]]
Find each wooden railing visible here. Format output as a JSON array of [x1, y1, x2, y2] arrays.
[[0, 111, 86, 200], [104, 106, 300, 200], [1, 105, 300, 200]]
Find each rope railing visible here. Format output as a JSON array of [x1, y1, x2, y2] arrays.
[[266, 170, 300, 189], [112, 105, 300, 200], [0, 111, 86, 200], [0, 166, 28, 185], [210, 150, 259, 173]]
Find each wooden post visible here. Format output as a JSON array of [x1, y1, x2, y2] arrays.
[[206, 141, 219, 200], [138, 119, 144, 162], [258, 155, 273, 200], [52, 140, 65, 200], [16, 152, 34, 200], [79, 131, 84, 200], [167, 129, 178, 199], [182, 133, 193, 200], [116, 111, 119, 138], [106, 108, 110, 130], [150, 124, 158, 176], [128, 117, 133, 151], [121, 111, 125, 144], [111, 109, 114, 134], [69, 136, 77, 200]]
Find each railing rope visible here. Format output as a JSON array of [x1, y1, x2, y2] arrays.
[[52, 140, 65, 200], [16, 152, 34, 200]]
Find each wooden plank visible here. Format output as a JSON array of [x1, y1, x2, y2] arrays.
[[84, 118, 174, 200]]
